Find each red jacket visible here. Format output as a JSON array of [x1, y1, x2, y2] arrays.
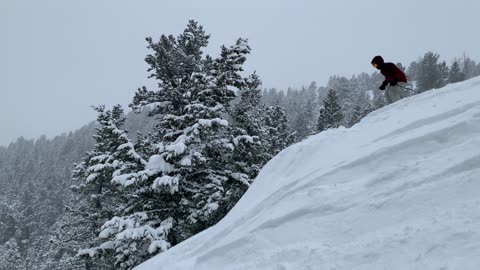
[[371, 56, 407, 87]]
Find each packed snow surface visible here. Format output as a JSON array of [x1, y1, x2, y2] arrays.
[[136, 77, 480, 270]]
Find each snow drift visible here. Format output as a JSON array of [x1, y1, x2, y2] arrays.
[[136, 77, 480, 270]]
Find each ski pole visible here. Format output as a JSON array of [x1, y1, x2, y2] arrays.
[[397, 84, 419, 93]]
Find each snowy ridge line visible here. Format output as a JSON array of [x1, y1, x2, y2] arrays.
[[135, 77, 480, 270]]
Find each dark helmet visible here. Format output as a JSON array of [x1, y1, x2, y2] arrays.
[[371, 55, 384, 65]]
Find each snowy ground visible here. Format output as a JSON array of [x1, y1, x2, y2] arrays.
[[136, 77, 480, 270]]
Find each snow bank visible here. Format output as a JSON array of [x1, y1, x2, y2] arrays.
[[135, 77, 480, 270]]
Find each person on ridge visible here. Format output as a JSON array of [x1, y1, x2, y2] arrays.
[[371, 55, 407, 104]]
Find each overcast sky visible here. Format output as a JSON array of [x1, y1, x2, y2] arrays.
[[1, 0, 479, 146]]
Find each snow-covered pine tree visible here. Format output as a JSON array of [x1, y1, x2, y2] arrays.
[[305, 82, 320, 134], [284, 88, 300, 133], [15, 181, 41, 269], [292, 82, 318, 140], [317, 89, 344, 132], [48, 214, 92, 269], [102, 21, 258, 269], [231, 73, 268, 176], [231, 73, 294, 178], [327, 76, 355, 126], [449, 61, 465, 83], [264, 106, 295, 155], [461, 54, 478, 79], [342, 76, 359, 125], [232, 73, 264, 137], [0, 203, 16, 248], [438, 61, 449, 88], [416, 52, 442, 92], [407, 61, 418, 83], [64, 105, 144, 269]]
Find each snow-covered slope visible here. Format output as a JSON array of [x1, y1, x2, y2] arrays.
[[136, 77, 480, 270]]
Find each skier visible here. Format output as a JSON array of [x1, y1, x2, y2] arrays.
[[371, 55, 407, 104]]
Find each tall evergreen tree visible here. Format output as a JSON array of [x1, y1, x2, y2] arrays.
[[65, 105, 144, 269], [317, 89, 343, 132], [101, 21, 259, 269], [448, 61, 465, 83], [407, 61, 418, 82], [292, 82, 318, 140], [461, 54, 478, 79], [438, 61, 449, 88], [232, 73, 264, 137], [264, 106, 295, 155], [284, 88, 300, 132], [416, 52, 442, 92], [327, 76, 355, 126], [231, 73, 268, 176], [232, 74, 293, 165]]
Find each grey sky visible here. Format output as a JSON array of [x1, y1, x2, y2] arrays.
[[1, 0, 479, 146]]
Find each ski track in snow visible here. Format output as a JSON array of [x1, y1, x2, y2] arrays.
[[136, 77, 480, 270]]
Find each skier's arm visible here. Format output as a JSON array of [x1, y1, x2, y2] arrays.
[[381, 80, 389, 88], [382, 65, 397, 86]]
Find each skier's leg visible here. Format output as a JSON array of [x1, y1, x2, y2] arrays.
[[393, 86, 402, 102], [385, 88, 394, 104], [386, 85, 401, 103], [397, 82, 408, 99]]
